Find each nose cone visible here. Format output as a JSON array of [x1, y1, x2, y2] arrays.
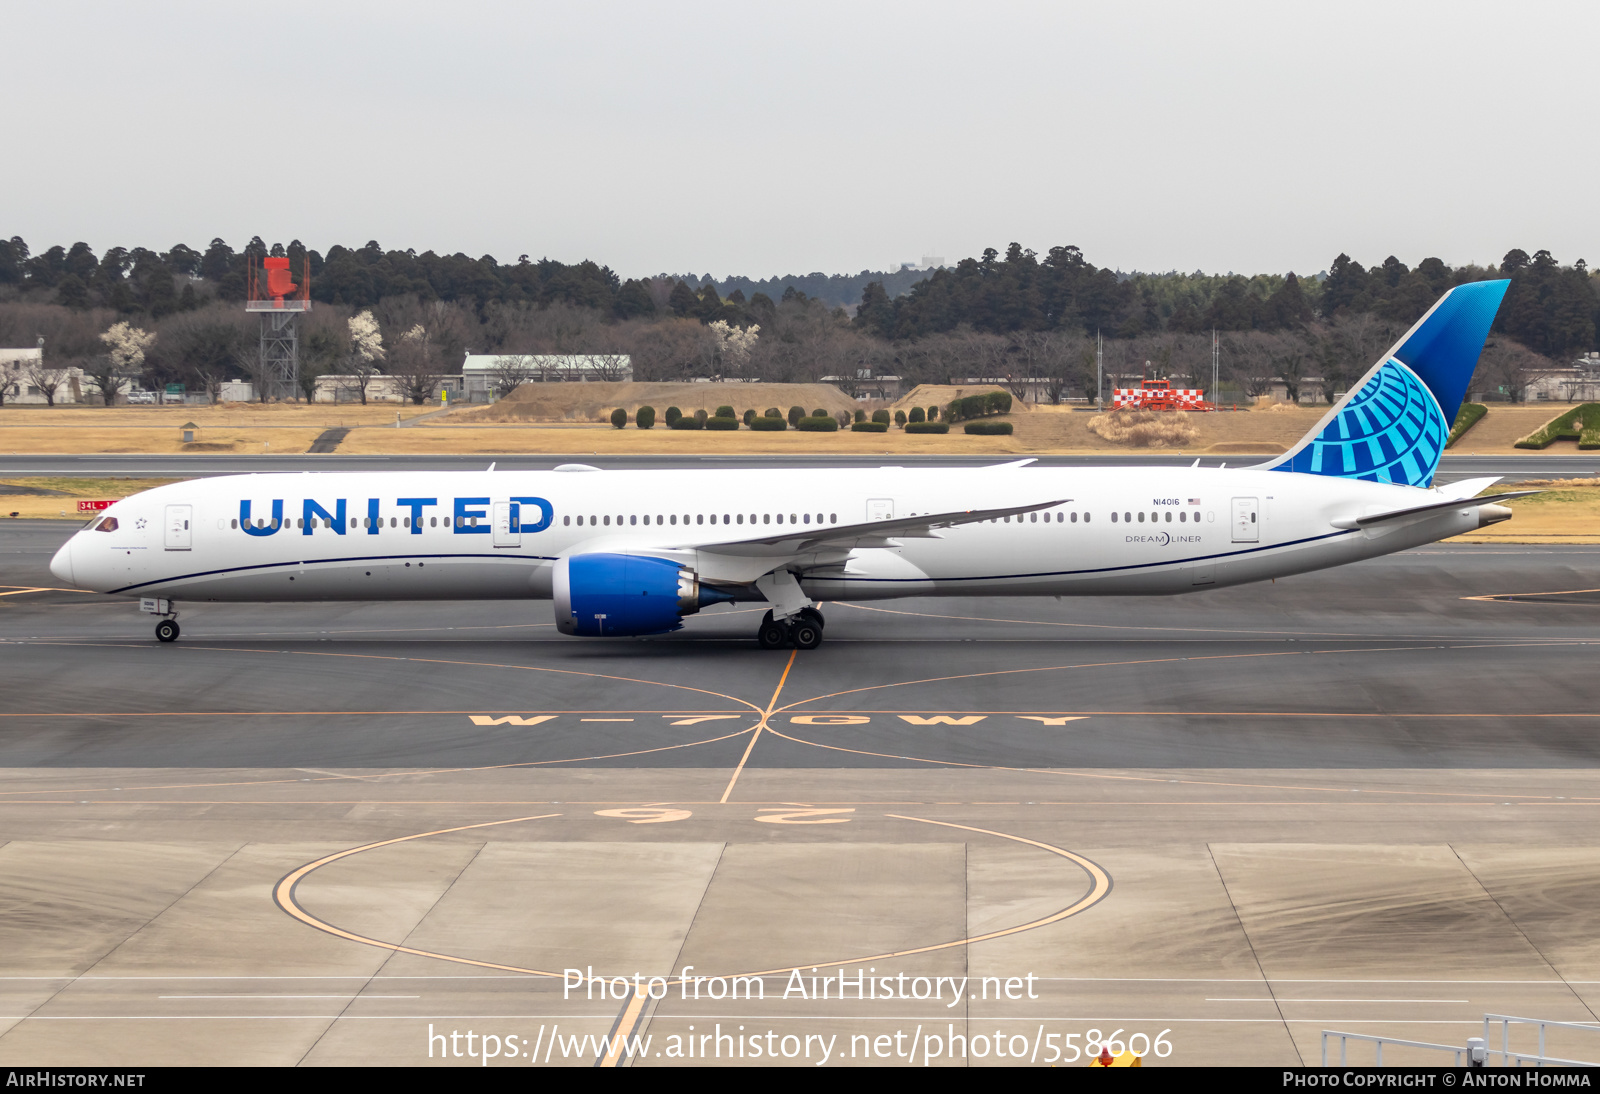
[[49, 537, 76, 586]]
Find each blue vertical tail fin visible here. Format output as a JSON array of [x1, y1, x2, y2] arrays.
[[1263, 279, 1509, 487]]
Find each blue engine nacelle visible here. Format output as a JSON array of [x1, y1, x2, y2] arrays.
[[553, 554, 733, 636]]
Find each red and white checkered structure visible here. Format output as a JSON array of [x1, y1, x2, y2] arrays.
[[1112, 386, 1209, 411]]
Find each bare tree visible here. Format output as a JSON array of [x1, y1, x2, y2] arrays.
[[488, 354, 535, 399], [391, 323, 441, 404], [586, 352, 632, 382], [23, 362, 66, 405]]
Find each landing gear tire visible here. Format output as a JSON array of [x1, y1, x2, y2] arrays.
[[757, 619, 791, 649], [797, 606, 824, 631], [791, 621, 823, 650], [155, 619, 180, 643]]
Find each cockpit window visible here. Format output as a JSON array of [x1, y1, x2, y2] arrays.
[[93, 517, 118, 532]]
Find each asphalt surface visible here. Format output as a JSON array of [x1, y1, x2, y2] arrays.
[[3, 451, 1599, 483], [4, 520, 1599, 1067], [2, 520, 1596, 770]]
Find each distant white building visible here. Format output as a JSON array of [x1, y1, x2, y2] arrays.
[[0, 347, 83, 404], [459, 354, 633, 401]]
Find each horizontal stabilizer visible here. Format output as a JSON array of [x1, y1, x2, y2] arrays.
[[1331, 490, 1537, 531]]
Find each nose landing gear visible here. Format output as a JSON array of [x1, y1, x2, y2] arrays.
[[141, 597, 179, 643]]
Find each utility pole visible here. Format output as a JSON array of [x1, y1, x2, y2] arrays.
[[1096, 330, 1103, 411], [1211, 328, 1219, 403]]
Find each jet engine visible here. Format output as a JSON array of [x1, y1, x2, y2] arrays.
[[553, 554, 733, 636]]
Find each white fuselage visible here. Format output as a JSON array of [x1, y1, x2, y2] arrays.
[[50, 466, 1491, 609]]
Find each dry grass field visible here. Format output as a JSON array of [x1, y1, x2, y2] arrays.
[[0, 392, 1591, 464]]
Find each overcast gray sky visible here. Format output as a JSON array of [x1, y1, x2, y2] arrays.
[[4, 1, 1596, 279]]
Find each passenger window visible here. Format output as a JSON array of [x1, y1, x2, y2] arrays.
[[724, 515, 731, 524], [670, 515, 677, 525], [697, 515, 703, 525], [444, 516, 451, 527], [1111, 512, 1118, 523], [803, 513, 811, 524], [604, 515, 611, 526], [390, 517, 397, 528], [1030, 513, 1037, 523], [830, 514, 836, 524], [563, 516, 570, 526], [1165, 512, 1172, 522], [630, 515, 637, 526], [1085, 513, 1091, 523], [737, 515, 744, 524]]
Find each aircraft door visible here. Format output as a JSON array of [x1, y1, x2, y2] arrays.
[[867, 498, 894, 522], [1231, 497, 1258, 543], [164, 504, 192, 550], [492, 502, 520, 548]]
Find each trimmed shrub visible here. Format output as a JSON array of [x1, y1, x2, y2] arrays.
[[894, 409, 907, 426], [1446, 402, 1486, 448], [706, 416, 740, 431], [749, 416, 787, 431], [743, 408, 756, 425], [636, 405, 656, 429], [788, 405, 804, 426], [908, 406, 925, 424], [927, 405, 939, 420], [670, 415, 704, 430], [812, 407, 827, 419], [664, 405, 682, 425], [963, 420, 1014, 435], [715, 405, 736, 419], [851, 420, 889, 433], [836, 410, 852, 427], [871, 408, 891, 425], [905, 421, 949, 434], [764, 407, 782, 418], [854, 408, 866, 423], [610, 407, 628, 428], [1514, 404, 1600, 449], [986, 391, 1013, 416], [693, 408, 708, 424], [797, 415, 839, 432]]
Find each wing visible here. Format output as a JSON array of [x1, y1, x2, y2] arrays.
[[676, 498, 1072, 558]]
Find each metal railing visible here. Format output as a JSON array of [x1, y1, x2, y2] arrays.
[[1321, 1030, 1466, 1067], [1322, 1016, 1600, 1068], [1484, 1014, 1600, 1067]]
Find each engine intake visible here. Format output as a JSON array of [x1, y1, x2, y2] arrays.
[[553, 554, 732, 636]]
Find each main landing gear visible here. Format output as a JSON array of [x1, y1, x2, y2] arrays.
[[757, 607, 824, 651], [155, 618, 180, 643]]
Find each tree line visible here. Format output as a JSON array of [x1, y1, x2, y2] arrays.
[[0, 231, 1594, 405]]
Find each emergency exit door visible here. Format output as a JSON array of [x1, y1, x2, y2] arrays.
[[1231, 497, 1259, 543], [492, 502, 520, 548], [867, 498, 894, 521], [164, 505, 192, 550]]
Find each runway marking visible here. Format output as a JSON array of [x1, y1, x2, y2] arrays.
[[0, 726, 757, 800], [1464, 587, 1600, 603], [579, 718, 634, 722], [469, 715, 558, 726], [594, 807, 692, 824], [760, 725, 1591, 803], [273, 811, 1111, 984], [834, 600, 1590, 644], [754, 807, 853, 824], [597, 989, 650, 1068], [718, 649, 796, 805], [775, 642, 1587, 718]]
